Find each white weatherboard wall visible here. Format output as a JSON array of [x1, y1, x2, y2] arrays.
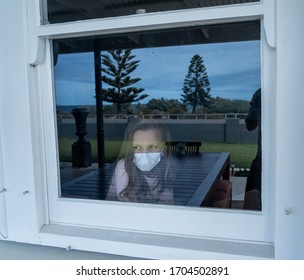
[[0, 0, 303, 259], [0, 1, 37, 244], [274, 0, 304, 259]]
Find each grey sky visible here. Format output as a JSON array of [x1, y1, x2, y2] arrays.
[[55, 40, 260, 105]]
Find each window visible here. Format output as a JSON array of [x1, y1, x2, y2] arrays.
[[37, 1, 274, 242], [46, 0, 260, 24], [54, 21, 262, 211]]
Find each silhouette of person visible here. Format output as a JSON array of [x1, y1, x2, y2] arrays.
[[243, 88, 262, 210]]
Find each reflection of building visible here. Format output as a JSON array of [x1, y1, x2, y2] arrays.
[[0, 1, 304, 260]]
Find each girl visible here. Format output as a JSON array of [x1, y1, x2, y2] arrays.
[[106, 119, 175, 204]]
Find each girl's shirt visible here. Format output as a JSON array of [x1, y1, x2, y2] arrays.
[[106, 158, 174, 204]]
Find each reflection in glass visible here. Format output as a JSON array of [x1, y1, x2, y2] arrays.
[[106, 119, 175, 204], [46, 0, 260, 24], [243, 88, 262, 210], [53, 21, 261, 210]]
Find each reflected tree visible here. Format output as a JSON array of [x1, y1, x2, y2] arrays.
[[145, 98, 185, 114], [181, 54, 211, 113], [101, 49, 148, 114]]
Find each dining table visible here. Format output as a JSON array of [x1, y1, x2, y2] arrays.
[[61, 152, 230, 207]]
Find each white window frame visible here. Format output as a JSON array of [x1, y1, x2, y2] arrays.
[[29, 0, 277, 256]]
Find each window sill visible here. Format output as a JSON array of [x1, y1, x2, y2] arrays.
[[40, 224, 274, 259]]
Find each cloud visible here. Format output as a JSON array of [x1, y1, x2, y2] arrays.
[[209, 68, 261, 100], [55, 52, 95, 83], [54, 40, 261, 105], [133, 41, 260, 101], [55, 80, 96, 105]]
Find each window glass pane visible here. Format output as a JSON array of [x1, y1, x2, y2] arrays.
[[46, 0, 260, 24], [54, 20, 261, 210]]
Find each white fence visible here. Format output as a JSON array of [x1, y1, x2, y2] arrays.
[[58, 113, 247, 121], [104, 113, 247, 119]]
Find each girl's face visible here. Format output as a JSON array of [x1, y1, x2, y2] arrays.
[[132, 129, 164, 153]]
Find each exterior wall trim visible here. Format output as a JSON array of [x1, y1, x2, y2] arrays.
[[40, 224, 274, 260]]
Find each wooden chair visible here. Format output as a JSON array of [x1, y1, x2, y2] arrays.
[[166, 141, 201, 155]]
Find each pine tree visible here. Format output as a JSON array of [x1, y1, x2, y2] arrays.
[[181, 54, 211, 113], [101, 49, 148, 114]]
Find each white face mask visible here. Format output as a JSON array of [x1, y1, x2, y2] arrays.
[[133, 152, 161, 172]]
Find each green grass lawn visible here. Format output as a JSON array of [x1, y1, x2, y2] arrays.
[[59, 139, 257, 168], [58, 139, 122, 163], [200, 143, 257, 169]]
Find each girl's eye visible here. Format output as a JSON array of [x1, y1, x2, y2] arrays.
[[132, 146, 141, 151], [148, 145, 161, 152]]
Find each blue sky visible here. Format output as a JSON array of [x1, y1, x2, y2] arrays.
[[54, 40, 261, 106]]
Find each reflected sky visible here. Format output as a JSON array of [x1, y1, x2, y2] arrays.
[[54, 40, 260, 106]]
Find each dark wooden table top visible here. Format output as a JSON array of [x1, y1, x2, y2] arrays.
[[61, 152, 230, 207]]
